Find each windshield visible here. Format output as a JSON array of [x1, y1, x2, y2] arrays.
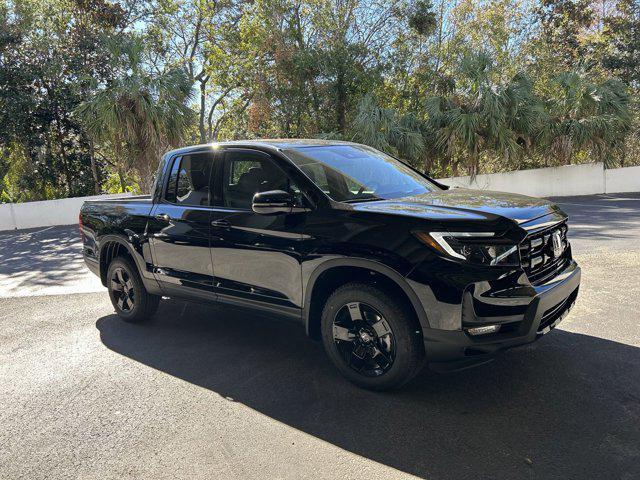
[[283, 144, 440, 202]]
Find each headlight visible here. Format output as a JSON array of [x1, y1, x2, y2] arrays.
[[413, 231, 520, 266]]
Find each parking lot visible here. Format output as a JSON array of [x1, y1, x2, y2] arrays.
[[1, 194, 639, 479]]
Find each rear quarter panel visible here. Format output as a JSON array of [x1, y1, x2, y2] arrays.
[[80, 197, 156, 285]]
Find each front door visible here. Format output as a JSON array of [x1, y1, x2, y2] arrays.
[[210, 148, 308, 315], [148, 151, 216, 300]]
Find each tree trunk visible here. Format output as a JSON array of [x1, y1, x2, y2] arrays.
[[434, 0, 445, 75], [55, 118, 73, 197], [198, 79, 207, 143], [336, 67, 347, 134], [117, 168, 126, 193], [88, 138, 100, 194], [43, 135, 54, 201], [140, 164, 153, 194], [206, 86, 235, 140], [309, 79, 321, 132]]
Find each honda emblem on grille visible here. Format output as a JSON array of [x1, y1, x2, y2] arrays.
[[551, 231, 563, 258]]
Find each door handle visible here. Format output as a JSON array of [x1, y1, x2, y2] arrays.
[[211, 219, 231, 228], [155, 214, 171, 222]]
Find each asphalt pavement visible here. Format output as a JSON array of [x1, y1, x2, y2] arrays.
[[1, 194, 639, 479]]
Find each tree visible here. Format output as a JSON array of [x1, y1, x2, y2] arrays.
[[407, 0, 438, 36], [146, 0, 244, 143], [541, 67, 632, 166], [0, 0, 127, 198], [350, 94, 425, 164], [601, 0, 640, 89], [535, 0, 594, 67], [424, 53, 545, 176], [77, 37, 195, 191], [2, 0, 639, 201]]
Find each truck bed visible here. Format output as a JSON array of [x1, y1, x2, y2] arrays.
[[84, 194, 152, 205], [80, 196, 155, 250]]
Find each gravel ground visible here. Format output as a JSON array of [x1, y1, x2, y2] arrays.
[[1, 193, 639, 480]]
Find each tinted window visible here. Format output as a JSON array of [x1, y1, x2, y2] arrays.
[[230, 159, 261, 184], [165, 156, 181, 202], [222, 151, 301, 209], [164, 153, 213, 206], [151, 156, 167, 197], [283, 145, 440, 202]]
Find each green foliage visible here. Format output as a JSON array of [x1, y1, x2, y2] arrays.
[[0, 0, 638, 202], [102, 171, 140, 195], [351, 94, 425, 164], [0, 0, 126, 199], [541, 69, 632, 167], [407, 0, 438, 37], [601, 0, 640, 88], [535, 0, 594, 66], [77, 36, 195, 190]]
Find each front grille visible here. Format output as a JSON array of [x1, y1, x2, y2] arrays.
[[520, 221, 571, 285]]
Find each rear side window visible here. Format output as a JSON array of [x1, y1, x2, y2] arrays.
[[165, 156, 181, 202], [151, 156, 167, 198], [164, 153, 214, 206]]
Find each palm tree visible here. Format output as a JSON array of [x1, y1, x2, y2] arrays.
[[423, 55, 632, 174], [77, 37, 194, 191], [351, 94, 425, 166], [540, 67, 631, 166], [424, 53, 544, 177]]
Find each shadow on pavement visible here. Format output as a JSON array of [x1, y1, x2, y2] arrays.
[[0, 225, 89, 295], [97, 299, 640, 480]]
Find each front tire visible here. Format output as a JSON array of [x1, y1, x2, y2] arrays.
[[107, 257, 160, 322], [321, 282, 424, 390]]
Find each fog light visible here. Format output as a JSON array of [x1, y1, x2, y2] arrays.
[[466, 324, 501, 336]]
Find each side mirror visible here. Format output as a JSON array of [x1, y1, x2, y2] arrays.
[[252, 190, 310, 215]]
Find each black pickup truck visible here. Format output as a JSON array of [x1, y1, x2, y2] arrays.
[[80, 139, 580, 390]]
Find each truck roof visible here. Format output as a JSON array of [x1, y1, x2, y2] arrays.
[[164, 139, 358, 157]]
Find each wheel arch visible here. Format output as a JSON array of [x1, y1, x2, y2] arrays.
[[98, 236, 144, 287], [303, 259, 430, 340]]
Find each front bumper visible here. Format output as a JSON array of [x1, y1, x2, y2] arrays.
[[422, 260, 581, 365]]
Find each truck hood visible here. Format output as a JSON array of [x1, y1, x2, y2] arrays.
[[350, 188, 565, 225]]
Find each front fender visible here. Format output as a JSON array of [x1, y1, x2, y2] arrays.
[[301, 257, 431, 336]]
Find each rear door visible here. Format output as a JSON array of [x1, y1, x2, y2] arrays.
[[209, 148, 308, 314], [148, 151, 216, 301]]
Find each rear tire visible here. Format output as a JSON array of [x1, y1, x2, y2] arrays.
[[107, 257, 160, 323], [321, 282, 424, 391]]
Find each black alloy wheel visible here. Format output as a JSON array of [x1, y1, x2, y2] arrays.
[[321, 282, 425, 391], [107, 256, 160, 322], [332, 301, 396, 377], [110, 267, 135, 312]]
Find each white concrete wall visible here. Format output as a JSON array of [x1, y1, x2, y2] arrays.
[[0, 193, 131, 231], [0, 202, 16, 230], [605, 165, 640, 194], [439, 162, 640, 198]]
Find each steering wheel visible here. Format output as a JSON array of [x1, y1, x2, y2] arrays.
[[357, 182, 379, 196]]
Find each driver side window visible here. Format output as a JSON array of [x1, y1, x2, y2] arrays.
[[221, 151, 302, 210]]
